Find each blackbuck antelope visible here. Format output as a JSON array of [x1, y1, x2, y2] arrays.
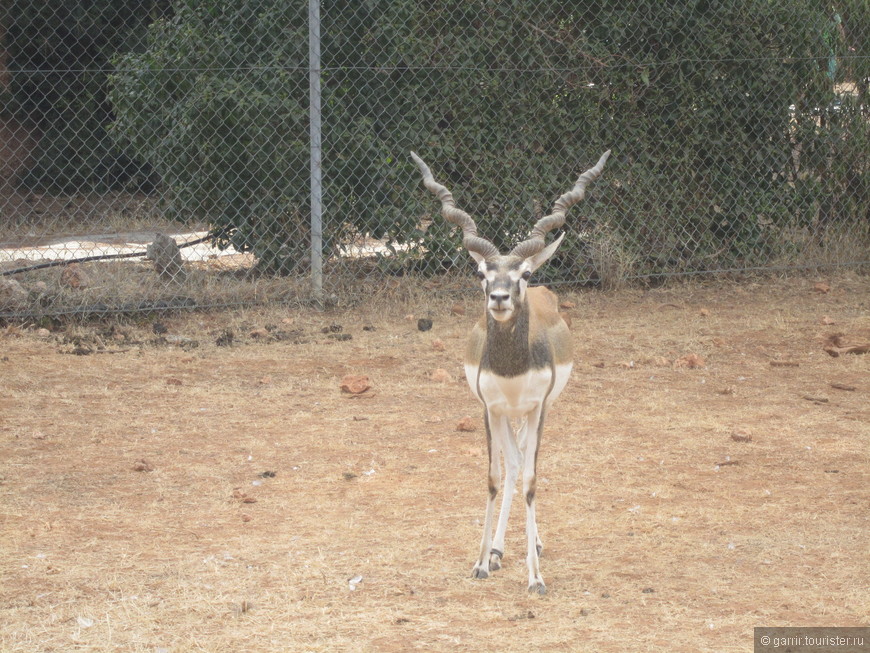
[[411, 149, 610, 594]]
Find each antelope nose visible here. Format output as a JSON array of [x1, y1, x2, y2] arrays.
[[490, 292, 510, 305]]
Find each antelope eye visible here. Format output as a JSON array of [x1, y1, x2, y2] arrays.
[[521, 270, 532, 281], [476, 270, 486, 281]]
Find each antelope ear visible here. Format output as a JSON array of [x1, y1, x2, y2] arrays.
[[468, 250, 486, 265], [525, 233, 564, 272]]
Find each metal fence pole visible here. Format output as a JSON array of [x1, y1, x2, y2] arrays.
[[308, 0, 323, 299]]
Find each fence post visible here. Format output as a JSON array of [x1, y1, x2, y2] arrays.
[[309, 0, 323, 299]]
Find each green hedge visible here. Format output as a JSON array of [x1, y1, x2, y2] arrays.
[[105, 0, 868, 278]]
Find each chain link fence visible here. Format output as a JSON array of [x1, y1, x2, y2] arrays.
[[1, 0, 868, 318]]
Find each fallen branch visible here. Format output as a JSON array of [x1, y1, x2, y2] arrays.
[[824, 343, 870, 357], [1, 233, 212, 277]]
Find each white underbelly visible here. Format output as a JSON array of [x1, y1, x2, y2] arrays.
[[464, 363, 573, 417]]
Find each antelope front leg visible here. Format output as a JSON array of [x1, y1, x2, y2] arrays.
[[489, 418, 520, 572], [472, 408, 504, 579], [523, 406, 546, 594]]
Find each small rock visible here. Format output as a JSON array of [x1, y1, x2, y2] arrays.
[[166, 378, 183, 386], [560, 300, 576, 309], [456, 417, 476, 432], [0, 278, 28, 307], [432, 339, 446, 352], [132, 459, 154, 472], [699, 308, 710, 317], [450, 303, 465, 316], [673, 353, 705, 369], [249, 327, 270, 339], [36, 328, 51, 339], [340, 374, 372, 394], [146, 233, 186, 281], [813, 281, 831, 293], [430, 368, 452, 383], [730, 429, 752, 443], [417, 318, 433, 332], [232, 488, 257, 504]]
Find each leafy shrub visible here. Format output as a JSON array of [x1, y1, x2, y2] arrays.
[[108, 0, 868, 278]]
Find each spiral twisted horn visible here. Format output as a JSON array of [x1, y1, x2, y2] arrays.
[[410, 151, 499, 260], [510, 150, 611, 259]]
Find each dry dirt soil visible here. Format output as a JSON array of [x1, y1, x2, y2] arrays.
[[1, 275, 868, 652]]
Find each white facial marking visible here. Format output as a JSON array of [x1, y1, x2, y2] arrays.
[[479, 258, 535, 321]]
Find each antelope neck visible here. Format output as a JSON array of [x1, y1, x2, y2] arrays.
[[482, 300, 541, 378]]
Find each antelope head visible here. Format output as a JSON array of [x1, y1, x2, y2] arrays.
[[410, 150, 611, 323]]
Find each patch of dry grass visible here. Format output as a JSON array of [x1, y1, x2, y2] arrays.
[[1, 275, 868, 652]]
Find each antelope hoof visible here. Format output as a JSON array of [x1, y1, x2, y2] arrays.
[[471, 564, 489, 579], [528, 580, 547, 595], [489, 549, 503, 571]]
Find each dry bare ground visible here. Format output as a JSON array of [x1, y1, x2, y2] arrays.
[[1, 275, 868, 652]]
